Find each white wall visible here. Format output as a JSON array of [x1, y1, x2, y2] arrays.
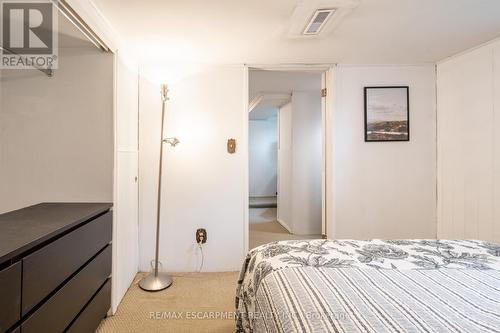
[[495, 42, 500, 243], [437, 40, 500, 243], [249, 117, 277, 197], [138, 65, 246, 272], [135, 63, 438, 272], [0, 47, 114, 213], [331, 65, 437, 239]]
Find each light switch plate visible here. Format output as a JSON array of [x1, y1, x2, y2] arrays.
[[227, 138, 236, 154]]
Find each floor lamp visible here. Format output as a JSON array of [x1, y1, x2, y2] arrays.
[[139, 84, 179, 292]]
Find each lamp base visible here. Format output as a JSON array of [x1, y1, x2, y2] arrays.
[[139, 272, 173, 292]]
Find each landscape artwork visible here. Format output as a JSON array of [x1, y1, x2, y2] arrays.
[[364, 86, 409, 141]]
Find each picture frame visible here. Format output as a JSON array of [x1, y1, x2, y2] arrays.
[[364, 86, 410, 142]]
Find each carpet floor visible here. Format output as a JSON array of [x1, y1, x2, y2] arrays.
[[96, 272, 239, 333], [249, 208, 321, 249], [97, 209, 319, 332]]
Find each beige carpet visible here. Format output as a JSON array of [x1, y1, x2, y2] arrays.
[[97, 272, 239, 333], [249, 208, 321, 249], [96, 210, 319, 332]]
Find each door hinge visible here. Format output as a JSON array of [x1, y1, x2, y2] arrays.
[[321, 88, 327, 97]]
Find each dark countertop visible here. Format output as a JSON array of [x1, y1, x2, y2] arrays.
[[0, 203, 112, 267]]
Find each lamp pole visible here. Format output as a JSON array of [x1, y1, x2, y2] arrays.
[[139, 84, 178, 292]]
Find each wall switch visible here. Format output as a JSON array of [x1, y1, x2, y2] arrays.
[[227, 138, 236, 154], [196, 228, 207, 244]]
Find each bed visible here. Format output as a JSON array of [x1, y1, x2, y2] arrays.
[[235, 239, 500, 333]]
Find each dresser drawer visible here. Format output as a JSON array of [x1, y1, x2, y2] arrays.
[[22, 245, 111, 333], [67, 279, 111, 333], [0, 262, 21, 332], [22, 211, 112, 315]]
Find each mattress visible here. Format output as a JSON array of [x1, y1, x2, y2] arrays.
[[235, 239, 500, 333]]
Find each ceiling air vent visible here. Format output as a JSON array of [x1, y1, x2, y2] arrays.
[[303, 9, 336, 35]]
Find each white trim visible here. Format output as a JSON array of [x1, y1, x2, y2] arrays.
[[246, 64, 334, 244], [325, 66, 336, 239], [111, 51, 119, 315], [249, 92, 292, 112], [337, 63, 435, 68], [248, 94, 264, 112], [277, 218, 292, 233], [255, 93, 292, 100], [276, 107, 281, 225], [434, 63, 439, 240], [247, 63, 335, 71], [243, 65, 250, 256], [66, 0, 122, 52], [321, 72, 327, 236]]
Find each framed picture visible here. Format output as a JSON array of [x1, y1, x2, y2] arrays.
[[364, 86, 409, 142]]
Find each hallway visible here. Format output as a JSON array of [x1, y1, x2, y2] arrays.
[[249, 208, 320, 249]]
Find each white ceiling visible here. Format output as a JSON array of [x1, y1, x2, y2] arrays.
[[92, 0, 500, 65], [249, 69, 322, 100], [248, 69, 321, 120], [250, 106, 278, 121]]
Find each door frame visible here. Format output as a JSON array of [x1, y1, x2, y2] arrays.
[[243, 64, 336, 254]]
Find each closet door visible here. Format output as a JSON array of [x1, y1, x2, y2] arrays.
[[437, 45, 495, 242], [112, 54, 139, 313]]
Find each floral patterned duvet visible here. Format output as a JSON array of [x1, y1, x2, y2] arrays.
[[235, 239, 500, 332]]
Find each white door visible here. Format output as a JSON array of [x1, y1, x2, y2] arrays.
[[112, 54, 139, 313], [277, 102, 293, 232]]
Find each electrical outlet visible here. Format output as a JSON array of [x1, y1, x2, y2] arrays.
[[196, 228, 207, 244]]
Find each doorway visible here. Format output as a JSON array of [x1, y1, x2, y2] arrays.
[[247, 68, 328, 249]]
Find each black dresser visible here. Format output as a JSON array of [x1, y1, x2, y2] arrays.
[[0, 203, 113, 333]]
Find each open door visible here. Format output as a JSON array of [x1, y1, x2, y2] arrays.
[[277, 101, 293, 233]]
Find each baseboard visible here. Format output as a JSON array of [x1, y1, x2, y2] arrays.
[[276, 218, 292, 233], [249, 203, 277, 208], [249, 195, 277, 208]]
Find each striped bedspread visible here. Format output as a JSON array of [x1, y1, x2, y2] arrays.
[[235, 239, 500, 333]]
